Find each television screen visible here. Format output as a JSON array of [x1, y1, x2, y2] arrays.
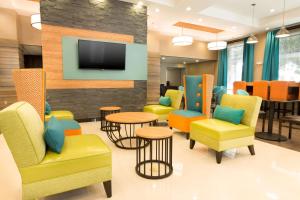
[[78, 39, 126, 70]]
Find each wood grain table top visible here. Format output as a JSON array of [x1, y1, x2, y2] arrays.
[[105, 112, 159, 124], [136, 127, 173, 139], [99, 106, 121, 111]]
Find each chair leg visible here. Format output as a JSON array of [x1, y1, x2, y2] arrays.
[[288, 123, 292, 139], [283, 103, 287, 116], [248, 145, 255, 155], [292, 102, 295, 115], [216, 151, 223, 164], [186, 133, 190, 140], [279, 120, 282, 142], [277, 103, 280, 119], [190, 139, 195, 149], [169, 127, 172, 130], [103, 180, 112, 198], [262, 113, 266, 133]]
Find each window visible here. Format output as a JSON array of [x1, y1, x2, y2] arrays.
[[279, 32, 300, 81], [227, 42, 244, 93]]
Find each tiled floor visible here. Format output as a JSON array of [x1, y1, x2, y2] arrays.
[[44, 120, 300, 200]]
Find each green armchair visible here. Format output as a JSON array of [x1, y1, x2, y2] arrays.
[[190, 94, 262, 164], [144, 89, 183, 120], [0, 102, 112, 200]]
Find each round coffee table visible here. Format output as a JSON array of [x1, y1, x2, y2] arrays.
[[105, 112, 159, 149], [99, 106, 121, 131], [135, 127, 173, 179]]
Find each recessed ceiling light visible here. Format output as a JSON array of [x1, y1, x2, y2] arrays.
[[266, 27, 270, 30], [183, 61, 186, 64], [198, 18, 203, 22], [186, 7, 191, 11], [161, 57, 166, 60], [270, 8, 275, 12], [155, 8, 160, 13], [137, 1, 143, 7], [195, 59, 199, 62], [231, 26, 237, 29]]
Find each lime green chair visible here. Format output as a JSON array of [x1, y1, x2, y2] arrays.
[[190, 94, 262, 164], [144, 89, 183, 120], [0, 102, 112, 200]]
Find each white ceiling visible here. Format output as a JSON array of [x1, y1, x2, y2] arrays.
[[1, 0, 300, 42], [125, 0, 300, 42], [0, 0, 39, 16]]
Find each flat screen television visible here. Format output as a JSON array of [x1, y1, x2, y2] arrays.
[[78, 39, 126, 70]]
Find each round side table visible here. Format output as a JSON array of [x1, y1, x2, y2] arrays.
[[135, 127, 173, 179], [105, 112, 158, 149], [99, 106, 121, 131]]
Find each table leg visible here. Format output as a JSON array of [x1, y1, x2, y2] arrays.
[[255, 101, 287, 142]]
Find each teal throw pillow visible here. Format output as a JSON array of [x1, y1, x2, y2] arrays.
[[236, 89, 249, 96], [45, 101, 52, 115], [44, 117, 65, 153], [159, 96, 171, 106], [213, 105, 245, 125]]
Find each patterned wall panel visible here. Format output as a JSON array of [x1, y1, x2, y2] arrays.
[[13, 69, 45, 121]]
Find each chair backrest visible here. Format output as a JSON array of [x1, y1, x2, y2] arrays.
[[253, 81, 269, 100], [213, 86, 227, 105], [221, 94, 262, 128], [0, 134, 22, 200], [0, 102, 46, 168], [165, 89, 183, 109], [233, 81, 247, 94], [270, 81, 289, 101], [184, 74, 214, 116]]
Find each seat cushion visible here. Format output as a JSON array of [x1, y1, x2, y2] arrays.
[[60, 120, 81, 136], [45, 110, 74, 122], [191, 119, 254, 141], [20, 134, 111, 184], [144, 105, 175, 115], [168, 110, 206, 132]]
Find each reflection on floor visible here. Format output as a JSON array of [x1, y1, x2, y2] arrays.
[[43, 121, 300, 200]]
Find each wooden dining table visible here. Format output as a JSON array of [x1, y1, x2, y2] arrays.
[[255, 99, 300, 142], [247, 81, 300, 141]]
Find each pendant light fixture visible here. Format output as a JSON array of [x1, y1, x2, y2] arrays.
[[247, 3, 258, 44], [207, 33, 227, 50], [172, 27, 193, 46], [276, 0, 290, 38]]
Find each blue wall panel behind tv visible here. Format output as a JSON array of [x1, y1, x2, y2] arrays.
[[62, 36, 147, 80]]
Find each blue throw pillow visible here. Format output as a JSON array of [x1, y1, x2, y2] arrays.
[[45, 101, 52, 115], [44, 117, 65, 153], [159, 96, 171, 106], [236, 89, 249, 96], [213, 105, 245, 125]]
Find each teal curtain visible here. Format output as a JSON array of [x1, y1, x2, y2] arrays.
[[217, 48, 228, 86], [262, 30, 279, 80], [242, 38, 254, 82]]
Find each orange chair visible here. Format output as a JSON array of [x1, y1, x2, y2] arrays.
[[270, 81, 293, 118], [233, 81, 247, 94]]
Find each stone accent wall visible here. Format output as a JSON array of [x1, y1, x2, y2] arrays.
[[47, 81, 147, 120], [40, 0, 148, 120], [40, 0, 147, 44]]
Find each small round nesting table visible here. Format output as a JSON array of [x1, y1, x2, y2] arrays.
[[105, 112, 159, 149], [135, 127, 173, 179], [99, 106, 121, 131]]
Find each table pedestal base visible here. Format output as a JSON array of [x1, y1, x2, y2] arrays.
[[255, 132, 287, 142]]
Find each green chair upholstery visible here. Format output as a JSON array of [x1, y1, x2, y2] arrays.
[[190, 94, 262, 164], [45, 110, 74, 122], [144, 89, 183, 120], [0, 102, 112, 200]]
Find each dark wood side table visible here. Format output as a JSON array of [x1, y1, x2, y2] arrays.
[[99, 106, 121, 131], [135, 127, 173, 179], [105, 112, 159, 149]]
